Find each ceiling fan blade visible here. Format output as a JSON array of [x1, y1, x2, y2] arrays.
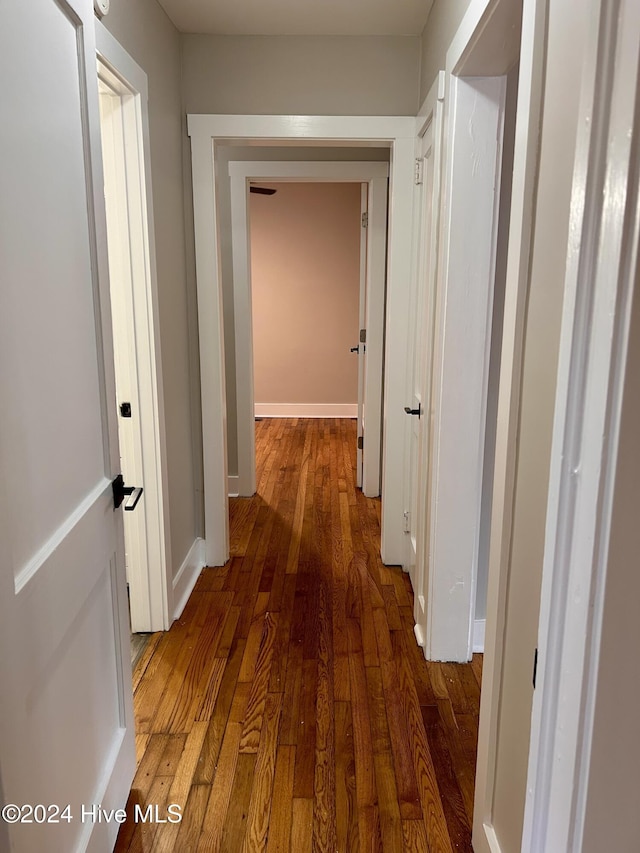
[[250, 186, 277, 195]]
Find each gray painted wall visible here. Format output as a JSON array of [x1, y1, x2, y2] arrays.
[[582, 272, 640, 852], [182, 35, 421, 116]]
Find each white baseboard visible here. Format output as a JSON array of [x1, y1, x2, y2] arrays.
[[228, 474, 239, 497], [473, 618, 486, 653], [414, 622, 425, 649], [172, 538, 205, 621], [254, 403, 358, 418]]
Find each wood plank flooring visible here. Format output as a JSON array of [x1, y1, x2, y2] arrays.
[[115, 418, 481, 852]]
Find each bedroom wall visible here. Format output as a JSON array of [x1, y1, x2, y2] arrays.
[[250, 182, 361, 415]]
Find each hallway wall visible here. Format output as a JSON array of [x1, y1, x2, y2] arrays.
[[103, 0, 199, 580], [250, 182, 361, 411], [182, 35, 421, 116]]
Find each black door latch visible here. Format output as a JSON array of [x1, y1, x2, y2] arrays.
[[404, 405, 422, 418], [112, 474, 143, 511]]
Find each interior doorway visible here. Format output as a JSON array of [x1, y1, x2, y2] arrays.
[[96, 27, 172, 636], [247, 180, 362, 446], [228, 161, 389, 500], [407, 0, 522, 665]]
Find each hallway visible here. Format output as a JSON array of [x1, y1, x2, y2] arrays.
[[115, 419, 481, 852]]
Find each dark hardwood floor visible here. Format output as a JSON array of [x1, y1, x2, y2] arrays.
[[115, 418, 481, 852]]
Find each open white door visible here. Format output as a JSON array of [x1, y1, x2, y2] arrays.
[[355, 183, 368, 488], [0, 2, 136, 851], [405, 76, 445, 649], [96, 37, 172, 633], [360, 175, 388, 497]]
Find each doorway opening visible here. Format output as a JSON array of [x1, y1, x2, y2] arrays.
[[188, 120, 415, 570], [96, 28, 172, 643], [248, 180, 363, 458], [227, 160, 389, 503], [407, 0, 522, 665]]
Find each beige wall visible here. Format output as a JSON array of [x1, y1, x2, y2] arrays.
[[250, 183, 360, 407], [489, 2, 590, 849], [582, 274, 640, 852], [103, 0, 198, 577], [182, 35, 421, 116], [419, 0, 474, 101]]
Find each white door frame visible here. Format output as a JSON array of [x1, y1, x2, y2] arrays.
[[356, 182, 368, 489], [228, 160, 389, 499], [96, 24, 173, 631], [188, 115, 416, 567], [521, 0, 640, 849]]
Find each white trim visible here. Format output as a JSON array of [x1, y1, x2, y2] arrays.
[[254, 403, 358, 418], [229, 160, 388, 498], [473, 619, 486, 654], [172, 538, 205, 621], [478, 826, 504, 853], [189, 132, 230, 567], [188, 115, 416, 567], [228, 475, 240, 497], [522, 0, 640, 849], [188, 114, 415, 141], [95, 23, 173, 630]]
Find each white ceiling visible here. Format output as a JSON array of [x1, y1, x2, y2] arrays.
[[157, 0, 434, 36]]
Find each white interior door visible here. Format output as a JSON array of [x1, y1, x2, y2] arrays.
[[361, 175, 388, 497], [405, 84, 445, 650], [405, 122, 436, 605], [355, 183, 368, 488], [0, 2, 135, 851], [99, 83, 148, 616]]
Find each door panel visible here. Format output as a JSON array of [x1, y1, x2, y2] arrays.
[[356, 184, 368, 488], [2, 0, 107, 576], [98, 81, 152, 632], [0, 1, 135, 850], [406, 122, 434, 594], [405, 98, 445, 648]]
